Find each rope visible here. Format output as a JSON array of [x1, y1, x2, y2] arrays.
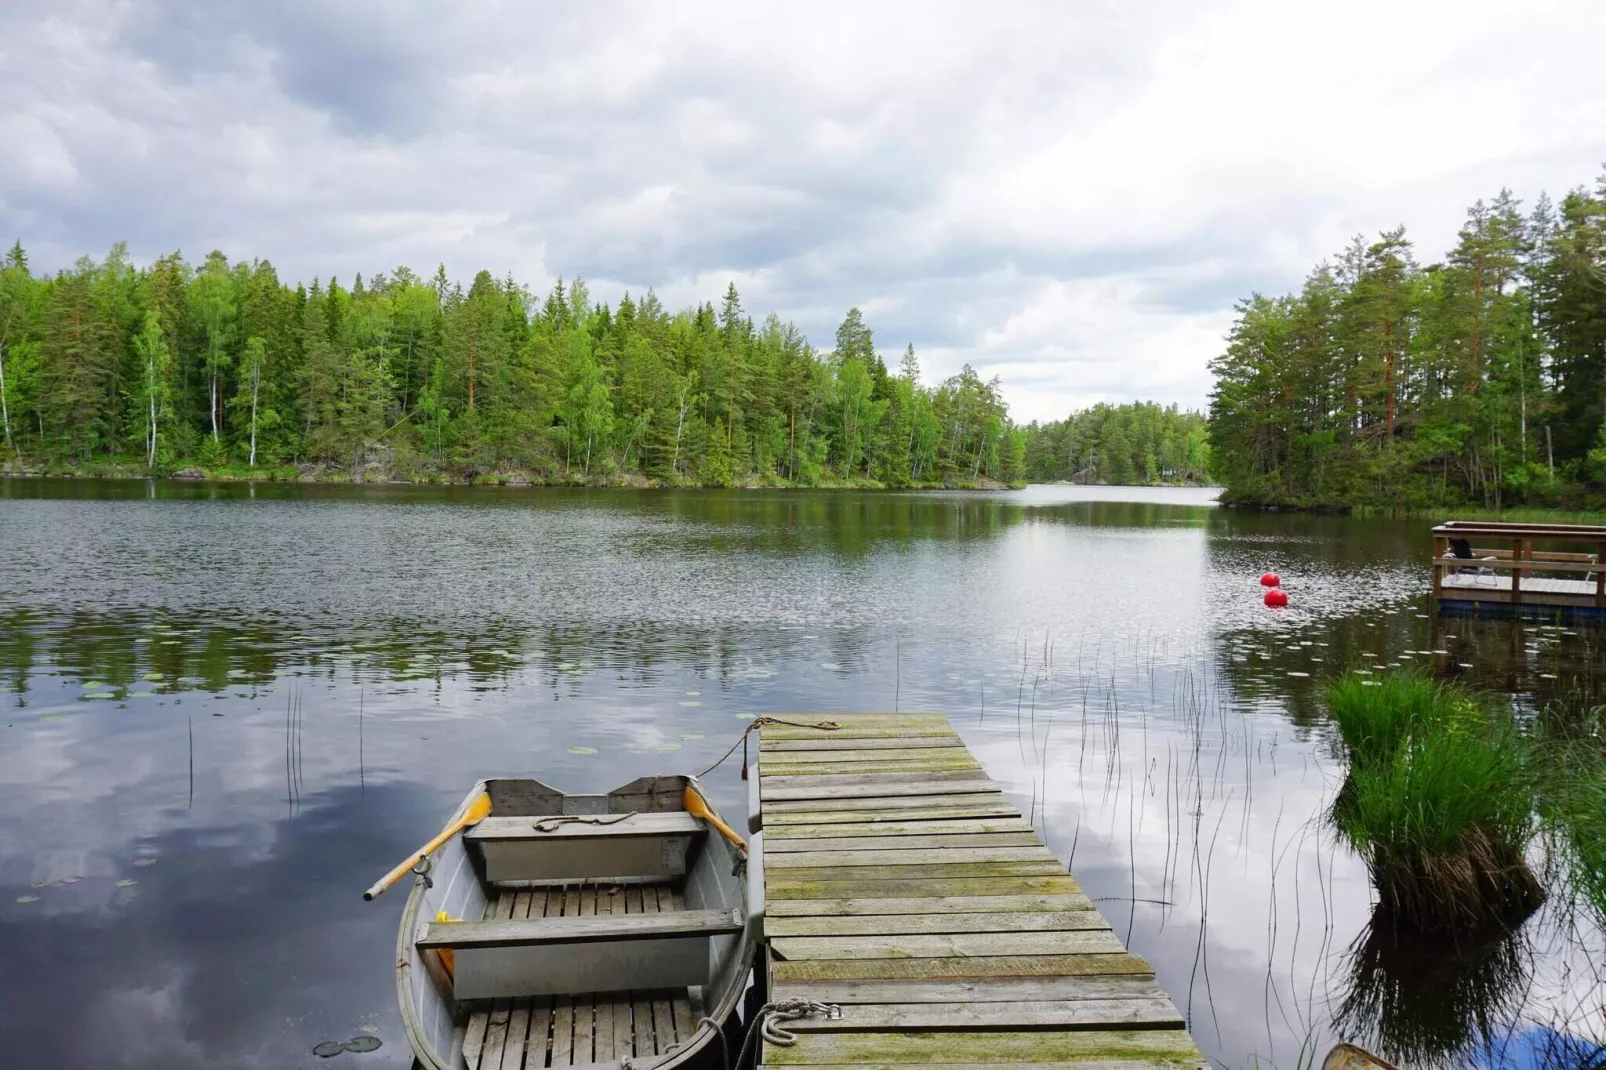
[[734, 1000, 841, 1068], [530, 811, 637, 834], [697, 1016, 728, 1070], [695, 716, 843, 778]]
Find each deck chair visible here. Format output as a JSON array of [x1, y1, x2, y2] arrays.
[[1448, 537, 1499, 586]]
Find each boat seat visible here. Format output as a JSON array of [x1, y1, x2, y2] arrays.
[[466, 812, 706, 883], [420, 909, 742, 1000]]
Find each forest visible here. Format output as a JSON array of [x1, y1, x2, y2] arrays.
[[1021, 402, 1209, 484], [1208, 170, 1606, 510], [0, 243, 1027, 488]]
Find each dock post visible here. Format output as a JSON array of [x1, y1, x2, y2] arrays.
[[1512, 537, 1523, 605], [1598, 541, 1605, 608]]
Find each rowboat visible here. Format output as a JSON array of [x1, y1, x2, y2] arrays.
[[371, 775, 760, 1070]]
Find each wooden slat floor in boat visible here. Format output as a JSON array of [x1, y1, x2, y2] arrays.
[[463, 882, 703, 1069], [757, 713, 1207, 1068]]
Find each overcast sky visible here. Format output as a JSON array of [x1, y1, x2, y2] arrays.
[[2, 1, 1604, 422]]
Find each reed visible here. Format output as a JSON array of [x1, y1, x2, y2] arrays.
[[1327, 673, 1545, 932]]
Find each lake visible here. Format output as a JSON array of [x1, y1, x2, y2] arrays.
[[1, 479, 1602, 1069]]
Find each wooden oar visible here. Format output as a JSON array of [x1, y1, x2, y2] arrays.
[[683, 785, 746, 853], [364, 793, 492, 901]]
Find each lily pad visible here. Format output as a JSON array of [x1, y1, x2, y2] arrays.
[[142, 673, 165, 682], [568, 746, 598, 756], [29, 879, 51, 888], [58, 876, 81, 884], [39, 714, 67, 722], [82, 681, 106, 690], [312, 1040, 347, 1058], [16, 895, 40, 904], [132, 858, 158, 868], [686, 690, 701, 697], [82, 692, 118, 700], [679, 701, 702, 708], [679, 733, 706, 741], [114, 879, 137, 888], [343, 1035, 382, 1053], [652, 742, 683, 752]]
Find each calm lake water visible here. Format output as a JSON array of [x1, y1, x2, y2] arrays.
[[1, 479, 1602, 1069]]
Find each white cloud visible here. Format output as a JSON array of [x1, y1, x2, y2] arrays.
[[1, 0, 1603, 419]]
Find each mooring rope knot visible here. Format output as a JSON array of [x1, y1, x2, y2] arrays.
[[759, 999, 842, 1045], [731, 999, 842, 1069]]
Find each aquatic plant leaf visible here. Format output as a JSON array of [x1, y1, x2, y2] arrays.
[[343, 1035, 382, 1052], [652, 742, 682, 752], [39, 714, 66, 722], [58, 876, 81, 884], [29, 879, 51, 888], [16, 895, 40, 904], [679, 701, 702, 707], [312, 1040, 347, 1058], [82, 681, 105, 690], [114, 879, 137, 888], [568, 746, 598, 756], [132, 858, 157, 868], [686, 690, 701, 696], [142, 673, 164, 682], [82, 692, 117, 700]]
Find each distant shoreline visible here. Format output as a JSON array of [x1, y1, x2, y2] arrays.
[[0, 463, 1026, 492]]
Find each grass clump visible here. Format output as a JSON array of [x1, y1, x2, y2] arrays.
[[1328, 673, 1456, 766], [1327, 672, 1545, 933]]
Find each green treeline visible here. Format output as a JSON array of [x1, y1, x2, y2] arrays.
[[1208, 171, 1606, 509], [1022, 402, 1209, 484], [0, 242, 1027, 487]]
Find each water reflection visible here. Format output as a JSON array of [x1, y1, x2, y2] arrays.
[[1335, 910, 1536, 1070]]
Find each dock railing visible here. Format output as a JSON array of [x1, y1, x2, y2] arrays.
[[1432, 520, 1606, 610]]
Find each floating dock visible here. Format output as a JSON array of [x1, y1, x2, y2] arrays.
[[1433, 520, 1606, 618], [752, 713, 1206, 1068]]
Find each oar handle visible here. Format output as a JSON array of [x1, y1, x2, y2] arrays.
[[365, 793, 491, 901]]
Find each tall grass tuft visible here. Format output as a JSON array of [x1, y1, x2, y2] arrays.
[[1327, 672, 1545, 932], [1328, 673, 1466, 765]]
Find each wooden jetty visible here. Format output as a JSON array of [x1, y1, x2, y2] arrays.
[[1433, 520, 1606, 617], [750, 713, 1206, 1069]]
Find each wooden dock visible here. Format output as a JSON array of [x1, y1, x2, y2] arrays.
[[1433, 520, 1606, 617], [752, 713, 1206, 1069]]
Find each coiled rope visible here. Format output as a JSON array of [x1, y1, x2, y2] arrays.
[[733, 1000, 842, 1068], [529, 811, 637, 834], [695, 716, 842, 779]]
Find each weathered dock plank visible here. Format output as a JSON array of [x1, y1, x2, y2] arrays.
[[756, 713, 1203, 1068], [761, 1029, 1209, 1066], [765, 911, 1108, 938], [765, 832, 1044, 852]]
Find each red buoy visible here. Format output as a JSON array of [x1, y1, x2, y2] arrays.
[[1260, 572, 1281, 587], [1264, 588, 1288, 608]]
